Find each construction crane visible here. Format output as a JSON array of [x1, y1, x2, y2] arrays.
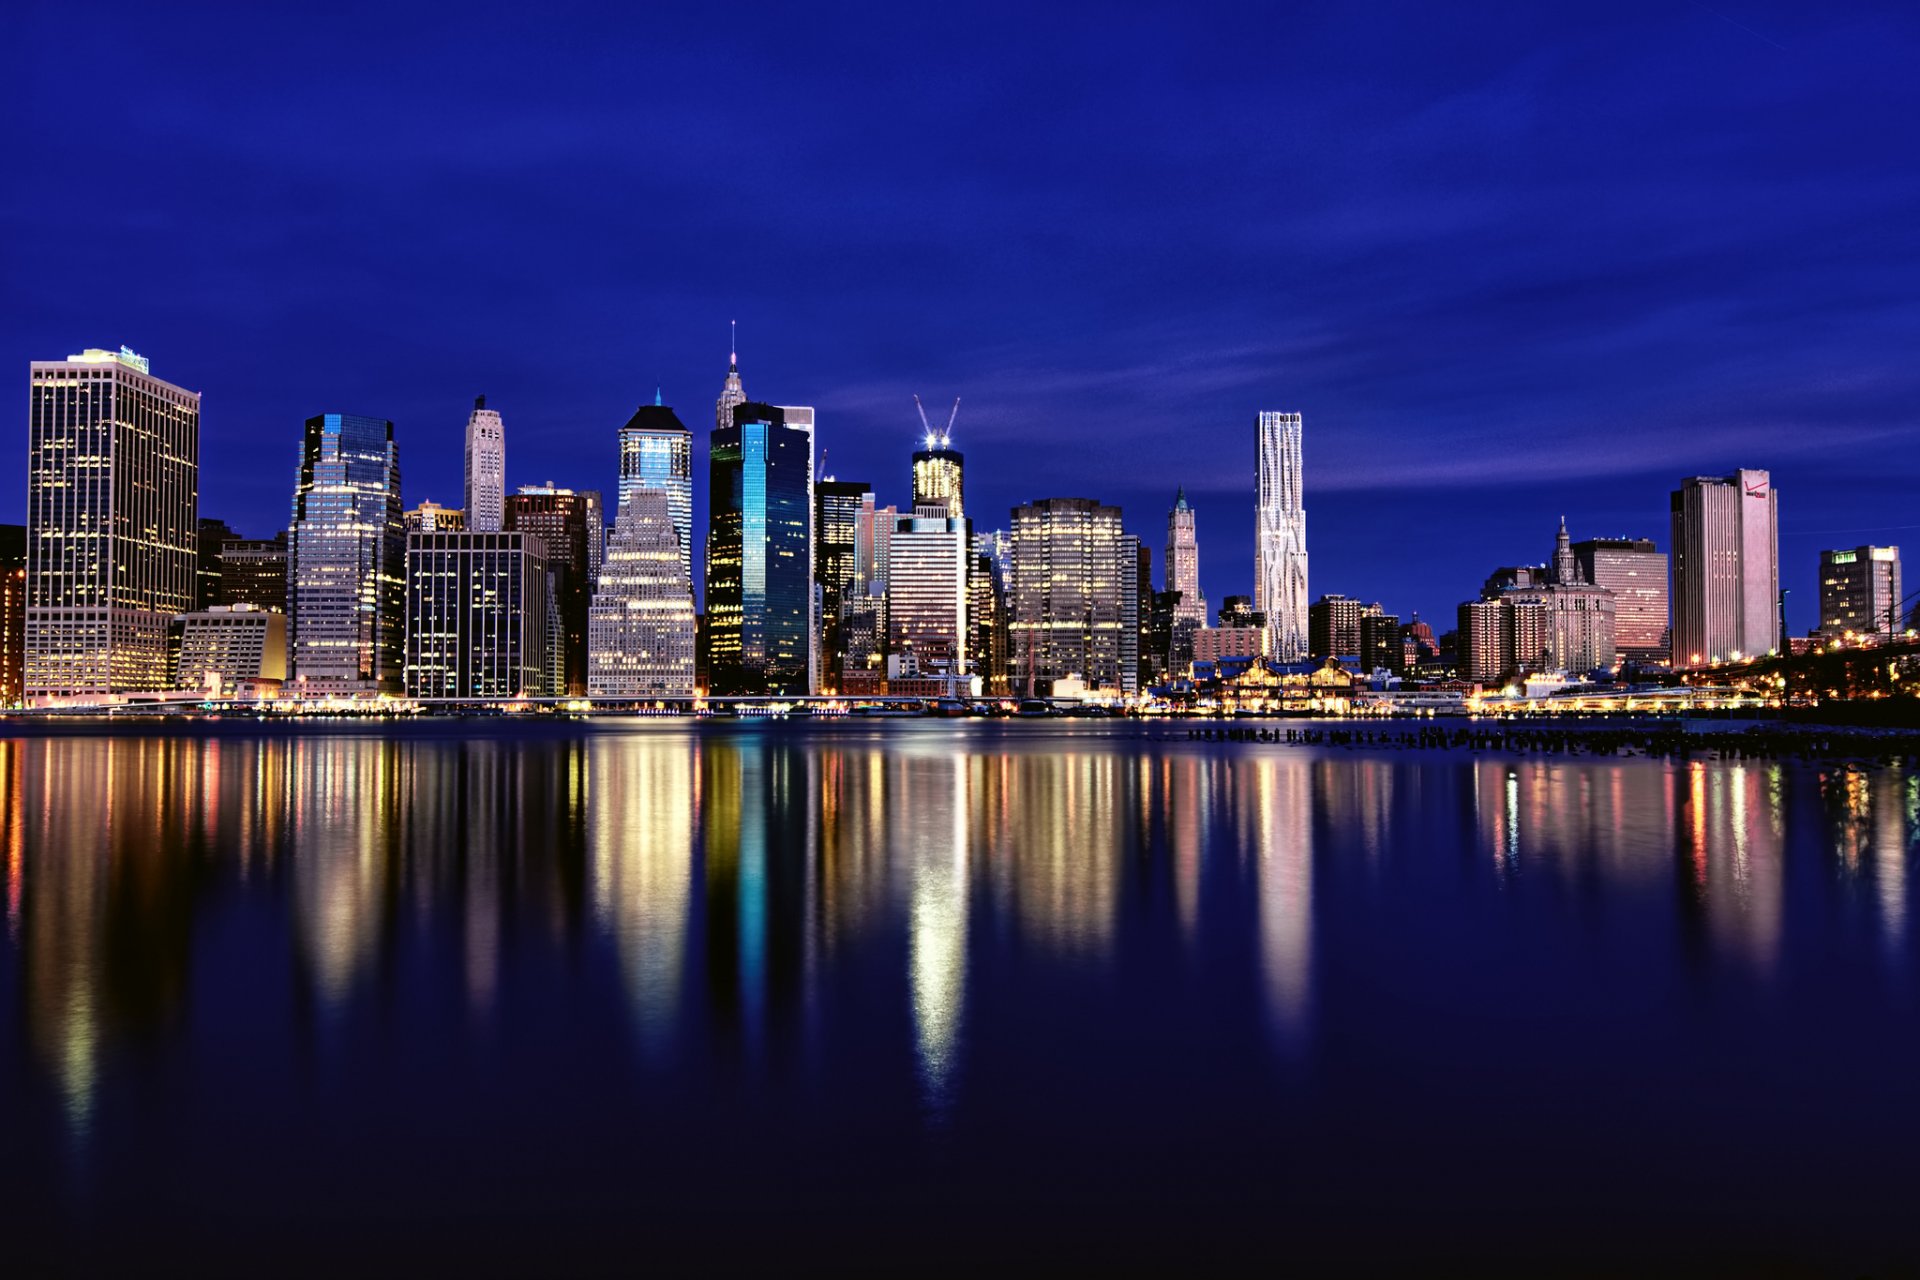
[[913, 394, 961, 449]]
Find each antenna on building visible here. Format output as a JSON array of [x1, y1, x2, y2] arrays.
[[654, 386, 662, 407], [730, 320, 737, 369]]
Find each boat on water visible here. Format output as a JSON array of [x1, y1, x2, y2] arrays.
[[1016, 699, 1057, 718]]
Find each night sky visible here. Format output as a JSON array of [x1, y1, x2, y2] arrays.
[[6, 1, 1917, 632]]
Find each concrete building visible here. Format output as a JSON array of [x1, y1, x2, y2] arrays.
[[1308, 594, 1365, 660], [27, 348, 199, 697], [1255, 411, 1308, 661], [1358, 610, 1402, 675], [172, 603, 287, 690], [1008, 497, 1138, 696], [289, 413, 405, 693], [1572, 537, 1669, 666], [888, 509, 969, 673], [1818, 545, 1902, 640], [464, 395, 506, 532], [588, 488, 696, 697], [405, 500, 465, 532], [1670, 470, 1778, 667], [404, 531, 550, 698], [617, 397, 693, 588], [506, 484, 603, 696], [706, 401, 814, 695], [197, 518, 239, 609], [815, 479, 871, 691], [220, 533, 289, 611], [1193, 625, 1268, 665]]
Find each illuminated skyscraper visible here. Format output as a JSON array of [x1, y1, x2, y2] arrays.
[[464, 395, 505, 533], [404, 531, 550, 698], [1255, 411, 1308, 661], [1008, 497, 1137, 695], [1670, 470, 1778, 667], [507, 484, 603, 695], [219, 532, 289, 611], [617, 396, 693, 588], [1818, 545, 1902, 639], [1, 524, 24, 704], [716, 324, 747, 434], [911, 397, 965, 519], [588, 488, 696, 696], [888, 510, 969, 673], [289, 413, 405, 693], [27, 348, 199, 696], [1165, 488, 1206, 627], [706, 401, 814, 695], [1572, 537, 1669, 665], [815, 479, 871, 691]]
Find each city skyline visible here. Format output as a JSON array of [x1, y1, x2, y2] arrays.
[[7, 4, 1915, 637]]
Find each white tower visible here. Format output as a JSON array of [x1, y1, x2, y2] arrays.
[[1255, 411, 1308, 662], [464, 395, 506, 532]]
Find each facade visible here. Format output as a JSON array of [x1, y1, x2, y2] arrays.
[[617, 398, 693, 588], [1457, 598, 1508, 683], [1307, 594, 1365, 659], [815, 479, 871, 691], [288, 413, 405, 693], [404, 531, 550, 698], [706, 401, 815, 695], [1, 525, 23, 703], [464, 395, 506, 532], [1818, 545, 1902, 639], [1193, 625, 1267, 665], [587, 488, 696, 697], [1670, 470, 1779, 667], [1008, 497, 1137, 695], [887, 511, 969, 673], [912, 435, 965, 519], [172, 603, 287, 689], [506, 485, 603, 695], [220, 533, 289, 611], [1255, 411, 1308, 661], [405, 500, 465, 531], [1572, 537, 1669, 666], [1358, 611, 1402, 674], [1165, 488, 1207, 628], [26, 348, 200, 697], [197, 518, 239, 609], [969, 549, 1011, 694]]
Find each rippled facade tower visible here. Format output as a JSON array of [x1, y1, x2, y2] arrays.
[[26, 348, 199, 695], [463, 395, 505, 533], [1255, 411, 1308, 662], [289, 413, 405, 693]]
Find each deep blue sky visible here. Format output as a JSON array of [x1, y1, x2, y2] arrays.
[[6, 1, 1917, 631]]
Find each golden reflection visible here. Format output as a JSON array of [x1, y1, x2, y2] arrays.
[[907, 754, 968, 1113], [1248, 756, 1312, 1046], [590, 732, 695, 1047]]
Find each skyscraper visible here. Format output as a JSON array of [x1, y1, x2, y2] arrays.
[[887, 509, 969, 673], [1818, 546, 1902, 640], [404, 531, 550, 698], [1307, 594, 1364, 660], [289, 413, 405, 693], [197, 517, 239, 609], [1256, 411, 1308, 662], [506, 485, 603, 696], [1572, 537, 1668, 666], [27, 348, 199, 696], [617, 396, 693, 588], [588, 488, 696, 697], [1670, 470, 1778, 667], [1008, 497, 1137, 695], [1165, 487, 1206, 627], [815, 479, 871, 691], [220, 532, 289, 611], [716, 325, 747, 434], [1, 525, 24, 704], [464, 395, 505, 533], [911, 398, 965, 519], [706, 401, 815, 695]]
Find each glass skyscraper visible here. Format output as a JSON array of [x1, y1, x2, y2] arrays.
[[815, 479, 871, 690], [706, 401, 814, 695], [588, 488, 696, 697], [288, 413, 405, 693], [616, 399, 693, 590], [1008, 497, 1137, 696], [26, 348, 199, 696]]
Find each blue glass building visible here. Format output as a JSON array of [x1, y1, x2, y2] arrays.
[[616, 398, 692, 590], [707, 401, 814, 695], [288, 413, 404, 693]]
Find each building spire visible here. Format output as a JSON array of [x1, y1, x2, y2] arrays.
[[729, 319, 737, 372], [655, 386, 663, 407]]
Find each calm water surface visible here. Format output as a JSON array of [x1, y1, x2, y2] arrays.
[[3, 721, 1917, 1274]]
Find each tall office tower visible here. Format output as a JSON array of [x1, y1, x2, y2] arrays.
[[1357, 611, 1402, 675], [506, 484, 601, 695], [197, 518, 239, 609], [288, 413, 405, 693], [464, 395, 506, 532], [716, 325, 747, 434], [887, 509, 969, 672], [1008, 497, 1137, 695], [706, 401, 815, 695], [1135, 542, 1155, 688], [911, 402, 965, 519], [1572, 537, 1669, 666], [968, 550, 1010, 694], [220, 532, 289, 611], [1307, 594, 1365, 660], [1670, 470, 1778, 667], [582, 490, 606, 588], [815, 479, 871, 692], [617, 396, 693, 588], [1457, 598, 1509, 683], [1255, 411, 1308, 661], [404, 531, 549, 698], [27, 348, 199, 697], [1818, 546, 1903, 639], [588, 488, 696, 696], [1, 525, 24, 704], [405, 500, 465, 531], [1165, 488, 1207, 627]]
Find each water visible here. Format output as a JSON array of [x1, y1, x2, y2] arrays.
[[3, 721, 1917, 1273]]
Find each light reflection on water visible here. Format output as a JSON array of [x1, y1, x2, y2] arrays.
[[3, 724, 1918, 1266]]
